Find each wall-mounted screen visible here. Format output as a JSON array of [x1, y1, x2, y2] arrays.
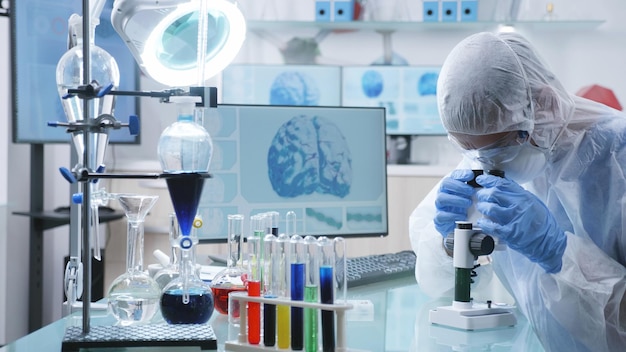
[[196, 104, 388, 242], [342, 66, 445, 135], [11, 0, 139, 144], [221, 64, 342, 106]]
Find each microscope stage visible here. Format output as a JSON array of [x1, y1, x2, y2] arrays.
[[429, 303, 517, 330]]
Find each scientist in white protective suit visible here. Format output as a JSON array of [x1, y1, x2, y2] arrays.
[[409, 31, 626, 351]]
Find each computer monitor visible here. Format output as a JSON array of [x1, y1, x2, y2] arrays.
[[220, 64, 342, 106], [342, 65, 445, 136], [195, 104, 388, 242], [11, 0, 139, 144]]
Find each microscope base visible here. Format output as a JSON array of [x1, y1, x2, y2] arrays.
[[429, 302, 517, 330]]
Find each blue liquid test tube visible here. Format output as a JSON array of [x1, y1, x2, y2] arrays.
[[318, 236, 335, 352], [275, 232, 291, 349], [290, 233, 306, 350], [263, 233, 277, 347], [303, 236, 319, 352]]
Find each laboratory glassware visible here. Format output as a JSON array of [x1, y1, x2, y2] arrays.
[[246, 214, 264, 344], [160, 215, 214, 324], [290, 234, 306, 351], [56, 13, 120, 171], [107, 194, 161, 326], [263, 233, 277, 347], [210, 214, 249, 317], [153, 213, 181, 290], [303, 235, 319, 352], [318, 236, 336, 352], [158, 96, 213, 174], [275, 232, 291, 349], [158, 96, 212, 239]]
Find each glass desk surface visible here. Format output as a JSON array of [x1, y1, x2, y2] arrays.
[[0, 277, 544, 352]]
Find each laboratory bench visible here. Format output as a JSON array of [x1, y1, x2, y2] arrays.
[[0, 276, 544, 352]]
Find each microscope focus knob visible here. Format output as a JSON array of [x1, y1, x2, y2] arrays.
[[469, 233, 495, 256]]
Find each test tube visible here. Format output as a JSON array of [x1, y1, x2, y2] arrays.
[[303, 236, 319, 352], [318, 236, 335, 352], [290, 234, 306, 350], [276, 232, 291, 349], [334, 237, 347, 304], [268, 210, 280, 236], [263, 233, 277, 347], [247, 214, 263, 345]]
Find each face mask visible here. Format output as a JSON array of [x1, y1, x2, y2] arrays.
[[479, 142, 548, 184]]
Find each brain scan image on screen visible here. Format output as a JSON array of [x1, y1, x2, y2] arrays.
[[269, 71, 320, 106], [267, 115, 352, 199], [418, 72, 438, 96], [361, 69, 384, 98]]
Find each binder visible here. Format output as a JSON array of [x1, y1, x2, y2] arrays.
[[460, 1, 478, 22], [442, 1, 458, 22], [316, 1, 332, 21], [423, 1, 439, 22]]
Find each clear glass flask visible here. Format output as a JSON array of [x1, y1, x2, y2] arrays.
[[160, 216, 214, 324], [210, 214, 249, 317], [107, 194, 161, 326], [157, 96, 213, 173]]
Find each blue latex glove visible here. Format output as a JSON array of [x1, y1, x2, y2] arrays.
[[475, 174, 567, 273], [434, 169, 477, 237]]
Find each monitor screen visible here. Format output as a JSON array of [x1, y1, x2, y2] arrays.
[[342, 66, 445, 135], [11, 0, 139, 144], [195, 104, 388, 242], [220, 64, 342, 106]]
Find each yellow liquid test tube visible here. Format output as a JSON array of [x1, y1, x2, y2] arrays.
[[275, 231, 291, 348]]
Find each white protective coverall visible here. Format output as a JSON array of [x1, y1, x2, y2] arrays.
[[409, 31, 626, 351]]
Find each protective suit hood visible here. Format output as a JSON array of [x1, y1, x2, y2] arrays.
[[437, 31, 576, 151]]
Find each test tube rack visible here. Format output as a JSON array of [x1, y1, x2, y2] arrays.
[[225, 292, 355, 352]]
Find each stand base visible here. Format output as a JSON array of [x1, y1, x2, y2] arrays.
[[61, 324, 217, 351], [429, 302, 517, 330]]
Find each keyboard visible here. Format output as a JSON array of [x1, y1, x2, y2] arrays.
[[346, 250, 416, 288]]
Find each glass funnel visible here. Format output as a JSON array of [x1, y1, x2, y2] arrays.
[[210, 214, 249, 318], [107, 194, 161, 326], [160, 217, 214, 324], [153, 213, 181, 290]]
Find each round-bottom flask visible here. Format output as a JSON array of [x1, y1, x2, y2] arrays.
[[160, 231, 214, 324], [210, 214, 249, 317], [107, 195, 161, 325]]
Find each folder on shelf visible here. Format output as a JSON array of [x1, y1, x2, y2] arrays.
[[423, 1, 439, 22], [334, 1, 354, 22], [316, 1, 332, 22], [460, 1, 478, 22], [441, 1, 459, 22]]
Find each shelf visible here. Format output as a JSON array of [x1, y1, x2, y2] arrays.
[[13, 208, 125, 231], [247, 20, 606, 33]]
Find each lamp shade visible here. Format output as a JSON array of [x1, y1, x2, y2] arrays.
[[111, 0, 246, 87]]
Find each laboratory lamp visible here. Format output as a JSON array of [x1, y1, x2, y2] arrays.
[[111, 0, 246, 87]]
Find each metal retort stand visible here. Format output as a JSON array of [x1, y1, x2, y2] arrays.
[[51, 2, 219, 350]]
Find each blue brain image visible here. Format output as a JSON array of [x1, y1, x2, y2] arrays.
[[418, 72, 439, 96], [268, 115, 352, 198], [361, 70, 384, 98], [270, 71, 320, 106]]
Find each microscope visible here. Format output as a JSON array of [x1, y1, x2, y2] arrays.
[[429, 170, 517, 330]]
